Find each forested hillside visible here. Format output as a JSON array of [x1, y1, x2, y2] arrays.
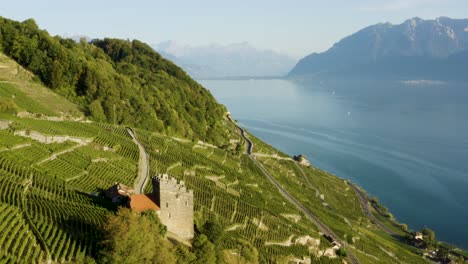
[[0, 17, 227, 145]]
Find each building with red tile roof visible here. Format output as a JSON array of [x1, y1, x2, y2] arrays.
[[128, 194, 160, 212], [104, 174, 194, 242]]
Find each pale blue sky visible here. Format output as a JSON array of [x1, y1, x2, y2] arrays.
[[1, 0, 466, 58]]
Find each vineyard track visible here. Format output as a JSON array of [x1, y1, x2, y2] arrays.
[[127, 127, 149, 194], [293, 162, 321, 197], [227, 115, 360, 264], [36, 142, 85, 165]]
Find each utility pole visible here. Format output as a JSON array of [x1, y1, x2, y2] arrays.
[[113, 104, 116, 126]]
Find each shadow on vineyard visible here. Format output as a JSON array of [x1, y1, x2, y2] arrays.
[[56, 217, 104, 258]]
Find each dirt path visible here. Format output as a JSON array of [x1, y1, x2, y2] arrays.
[[265, 235, 294, 246], [294, 162, 334, 211], [293, 162, 318, 192], [227, 115, 360, 264], [65, 171, 88, 182], [252, 152, 293, 161], [127, 128, 149, 194], [36, 143, 84, 165]]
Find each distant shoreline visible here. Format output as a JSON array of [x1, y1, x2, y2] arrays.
[[196, 75, 285, 81]]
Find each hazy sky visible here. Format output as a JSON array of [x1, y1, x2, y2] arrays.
[[1, 0, 466, 58]]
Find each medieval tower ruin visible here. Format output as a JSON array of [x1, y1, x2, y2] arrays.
[[152, 174, 194, 241]]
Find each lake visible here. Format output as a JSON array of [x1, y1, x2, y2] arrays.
[[200, 78, 468, 249]]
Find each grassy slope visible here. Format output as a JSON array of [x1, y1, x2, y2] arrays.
[[0, 53, 82, 117], [0, 58, 431, 263]]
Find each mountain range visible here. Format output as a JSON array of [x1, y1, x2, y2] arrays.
[[289, 17, 468, 81], [154, 41, 296, 79]]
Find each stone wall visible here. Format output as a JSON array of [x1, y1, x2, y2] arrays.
[[153, 174, 194, 241], [14, 130, 92, 144], [0, 120, 10, 130]]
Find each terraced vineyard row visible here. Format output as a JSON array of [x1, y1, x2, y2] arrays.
[[11, 118, 101, 138], [135, 131, 323, 261], [69, 160, 136, 192], [0, 117, 341, 262], [0, 120, 138, 262], [0, 129, 31, 149], [0, 203, 44, 264], [94, 133, 139, 162], [36, 150, 90, 180], [2, 143, 51, 166], [26, 174, 109, 262]]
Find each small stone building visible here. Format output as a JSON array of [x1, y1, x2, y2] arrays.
[[105, 175, 194, 241], [152, 174, 194, 241], [293, 154, 311, 167], [414, 232, 423, 241], [105, 183, 134, 203]]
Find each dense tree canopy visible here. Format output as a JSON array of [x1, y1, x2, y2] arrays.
[[99, 208, 175, 264], [201, 221, 224, 245], [192, 234, 216, 264], [422, 227, 436, 246], [0, 17, 228, 145]]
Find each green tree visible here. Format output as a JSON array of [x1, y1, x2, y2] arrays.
[[192, 234, 216, 264], [400, 224, 408, 232], [436, 247, 449, 262], [50, 60, 65, 89], [88, 100, 107, 122], [422, 227, 436, 245], [141, 210, 167, 236], [335, 247, 347, 257], [240, 241, 259, 264], [0, 98, 19, 114], [202, 221, 224, 245], [174, 244, 196, 264], [99, 208, 176, 264]]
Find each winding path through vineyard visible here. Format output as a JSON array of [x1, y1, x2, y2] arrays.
[[36, 142, 87, 165], [127, 128, 149, 194], [227, 115, 360, 264]]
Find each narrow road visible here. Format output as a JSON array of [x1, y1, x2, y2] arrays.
[[227, 115, 252, 154], [227, 115, 360, 264], [349, 184, 398, 237], [127, 127, 149, 194]]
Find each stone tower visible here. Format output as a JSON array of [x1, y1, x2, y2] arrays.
[[152, 174, 194, 241]]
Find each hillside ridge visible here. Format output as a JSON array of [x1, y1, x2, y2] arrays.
[[0, 16, 228, 145]]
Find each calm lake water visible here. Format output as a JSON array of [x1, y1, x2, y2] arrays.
[[200, 78, 468, 249]]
